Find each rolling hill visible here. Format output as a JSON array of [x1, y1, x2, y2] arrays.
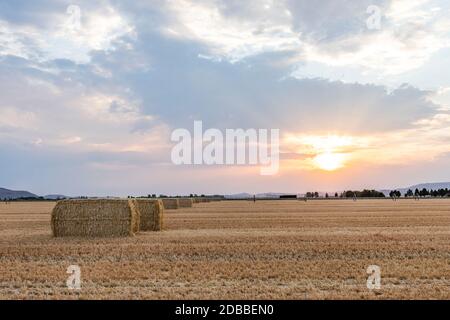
[[0, 188, 38, 200]]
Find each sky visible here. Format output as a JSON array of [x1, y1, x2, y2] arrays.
[[0, 0, 449, 196]]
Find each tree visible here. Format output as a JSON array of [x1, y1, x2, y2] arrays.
[[419, 188, 429, 197], [344, 190, 355, 198], [389, 190, 401, 198], [335, 192, 338, 198], [325, 193, 329, 198], [344, 189, 384, 198], [406, 189, 413, 197]]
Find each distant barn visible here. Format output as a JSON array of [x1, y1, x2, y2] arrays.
[[280, 195, 297, 199]]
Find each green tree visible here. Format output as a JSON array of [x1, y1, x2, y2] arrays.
[[414, 188, 420, 197]]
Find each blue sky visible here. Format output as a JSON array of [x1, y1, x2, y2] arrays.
[[0, 0, 449, 196]]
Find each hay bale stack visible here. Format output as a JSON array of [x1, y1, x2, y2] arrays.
[[161, 198, 179, 209], [51, 199, 139, 237], [133, 199, 164, 231], [178, 198, 193, 208]]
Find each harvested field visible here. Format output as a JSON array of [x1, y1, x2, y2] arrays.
[[0, 199, 449, 299]]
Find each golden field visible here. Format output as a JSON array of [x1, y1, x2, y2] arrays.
[[0, 199, 449, 300]]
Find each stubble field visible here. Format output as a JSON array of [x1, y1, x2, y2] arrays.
[[0, 199, 449, 299]]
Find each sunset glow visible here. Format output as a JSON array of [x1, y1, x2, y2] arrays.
[[283, 134, 355, 171], [313, 152, 347, 171]]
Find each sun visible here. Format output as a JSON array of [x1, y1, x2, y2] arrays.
[[313, 152, 346, 171], [285, 134, 354, 171]]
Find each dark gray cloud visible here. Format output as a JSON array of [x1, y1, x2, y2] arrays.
[[88, 29, 437, 134]]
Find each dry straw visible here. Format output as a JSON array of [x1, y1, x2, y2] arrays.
[[51, 199, 139, 237], [161, 198, 179, 209], [133, 199, 164, 231], [178, 198, 193, 208]]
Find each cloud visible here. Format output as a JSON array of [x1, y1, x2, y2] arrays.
[[300, 0, 450, 75], [0, 106, 37, 130], [0, 1, 135, 63], [152, 0, 450, 79], [0, 55, 170, 156], [430, 86, 450, 110], [162, 0, 300, 62], [109, 31, 438, 133]]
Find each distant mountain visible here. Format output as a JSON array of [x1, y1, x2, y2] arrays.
[[44, 194, 68, 200], [0, 187, 38, 200], [408, 182, 450, 190], [225, 193, 252, 199]]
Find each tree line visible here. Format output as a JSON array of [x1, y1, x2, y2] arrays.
[[304, 188, 450, 198], [305, 190, 385, 198], [403, 188, 449, 198]]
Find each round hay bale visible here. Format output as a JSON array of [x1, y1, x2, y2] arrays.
[[178, 198, 193, 208], [51, 199, 139, 237], [161, 198, 179, 210], [133, 199, 164, 231]]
